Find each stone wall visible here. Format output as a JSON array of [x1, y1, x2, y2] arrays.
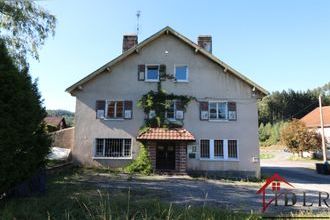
[[175, 143, 187, 173], [51, 127, 74, 149]]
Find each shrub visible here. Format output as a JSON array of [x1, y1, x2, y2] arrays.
[[125, 144, 152, 175], [0, 41, 51, 195], [280, 119, 322, 156]]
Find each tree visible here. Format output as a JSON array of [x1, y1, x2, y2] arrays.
[[0, 0, 56, 66], [0, 40, 51, 194], [280, 119, 322, 156]]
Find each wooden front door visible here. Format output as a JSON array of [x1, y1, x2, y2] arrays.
[[156, 142, 175, 170]]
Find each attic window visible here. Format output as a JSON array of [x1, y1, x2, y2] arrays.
[[146, 65, 159, 81]]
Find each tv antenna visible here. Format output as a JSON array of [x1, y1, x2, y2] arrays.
[[136, 10, 141, 36]]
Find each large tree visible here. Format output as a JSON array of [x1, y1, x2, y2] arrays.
[[280, 119, 322, 157], [0, 0, 56, 66], [0, 40, 51, 194]]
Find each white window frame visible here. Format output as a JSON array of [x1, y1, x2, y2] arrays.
[[165, 100, 176, 121], [174, 64, 189, 82], [105, 100, 125, 120], [208, 101, 228, 121], [145, 64, 160, 82], [199, 139, 239, 161], [92, 138, 133, 159]]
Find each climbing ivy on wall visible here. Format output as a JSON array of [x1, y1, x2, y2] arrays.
[[137, 89, 193, 128], [137, 70, 194, 129]]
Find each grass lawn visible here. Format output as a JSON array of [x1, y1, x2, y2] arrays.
[[259, 153, 275, 159], [0, 168, 260, 220], [288, 155, 322, 163]]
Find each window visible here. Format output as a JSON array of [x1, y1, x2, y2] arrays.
[[214, 140, 224, 158], [199, 139, 238, 160], [228, 140, 238, 159], [200, 139, 210, 158], [209, 102, 228, 120], [94, 138, 132, 158], [146, 65, 159, 81], [165, 101, 175, 120], [175, 65, 188, 82], [107, 101, 124, 119]]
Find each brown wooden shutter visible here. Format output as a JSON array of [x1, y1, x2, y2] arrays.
[[200, 101, 209, 120], [228, 102, 237, 121], [96, 100, 106, 118], [138, 64, 145, 81], [175, 100, 184, 120], [159, 64, 166, 80], [124, 100, 133, 119]]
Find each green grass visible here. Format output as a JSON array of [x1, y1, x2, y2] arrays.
[[288, 155, 322, 163], [259, 153, 275, 159], [0, 168, 260, 219]]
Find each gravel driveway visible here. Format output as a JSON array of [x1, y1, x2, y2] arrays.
[[76, 171, 330, 215]]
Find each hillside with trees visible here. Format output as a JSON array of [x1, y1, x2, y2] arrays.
[[47, 109, 74, 127], [258, 82, 330, 147]]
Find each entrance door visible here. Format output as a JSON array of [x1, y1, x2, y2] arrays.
[[156, 143, 175, 170]]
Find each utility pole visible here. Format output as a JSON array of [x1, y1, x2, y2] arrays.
[[319, 95, 327, 163]]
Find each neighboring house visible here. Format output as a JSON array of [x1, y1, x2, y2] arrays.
[[66, 26, 268, 178], [300, 106, 330, 144], [44, 116, 67, 132]]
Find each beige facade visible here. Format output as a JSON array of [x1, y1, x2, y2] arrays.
[[67, 27, 266, 178]]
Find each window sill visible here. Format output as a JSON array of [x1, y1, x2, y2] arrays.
[[199, 158, 239, 162], [208, 119, 229, 122], [174, 80, 189, 83], [102, 118, 125, 121], [92, 156, 132, 160], [145, 80, 159, 82]]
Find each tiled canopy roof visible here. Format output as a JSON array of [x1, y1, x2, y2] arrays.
[[137, 128, 195, 141], [300, 106, 330, 128]]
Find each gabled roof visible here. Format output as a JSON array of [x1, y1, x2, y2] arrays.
[[300, 106, 330, 128], [137, 128, 195, 141], [66, 26, 268, 95], [44, 116, 65, 127]]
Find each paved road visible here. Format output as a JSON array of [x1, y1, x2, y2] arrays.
[[261, 149, 330, 192]]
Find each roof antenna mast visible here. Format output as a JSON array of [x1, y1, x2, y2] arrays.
[[136, 10, 141, 36]]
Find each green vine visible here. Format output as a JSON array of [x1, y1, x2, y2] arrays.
[[137, 89, 193, 129]]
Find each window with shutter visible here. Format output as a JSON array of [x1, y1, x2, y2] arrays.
[[175, 100, 184, 120], [138, 64, 145, 81], [200, 102, 209, 120], [228, 102, 237, 121], [96, 100, 105, 119], [146, 65, 159, 81], [124, 101, 133, 119], [159, 64, 166, 80]]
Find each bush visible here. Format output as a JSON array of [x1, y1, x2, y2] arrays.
[[259, 121, 287, 147], [125, 144, 152, 175], [0, 41, 51, 195], [280, 119, 322, 156]]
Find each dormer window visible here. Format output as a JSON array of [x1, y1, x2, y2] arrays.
[[175, 65, 188, 82], [146, 65, 159, 81]]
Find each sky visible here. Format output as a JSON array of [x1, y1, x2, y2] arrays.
[[29, 0, 330, 112]]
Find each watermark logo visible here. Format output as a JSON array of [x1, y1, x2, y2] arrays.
[[257, 173, 294, 212], [257, 173, 329, 212]]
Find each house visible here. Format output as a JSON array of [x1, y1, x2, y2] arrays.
[[66, 26, 268, 178], [300, 106, 330, 144], [44, 116, 67, 132]]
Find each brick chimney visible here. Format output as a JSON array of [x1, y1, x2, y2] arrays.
[[198, 35, 212, 53], [122, 34, 138, 52]]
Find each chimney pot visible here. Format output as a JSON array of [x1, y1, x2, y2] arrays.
[[123, 34, 138, 52], [198, 35, 212, 53]]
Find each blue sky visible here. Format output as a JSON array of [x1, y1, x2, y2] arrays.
[[29, 0, 330, 112]]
